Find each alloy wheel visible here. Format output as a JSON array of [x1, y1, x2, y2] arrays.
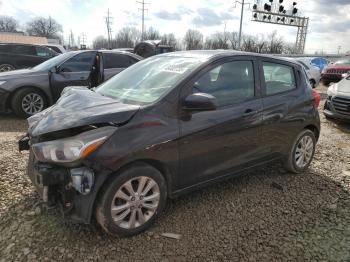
[[111, 176, 160, 229], [21, 93, 44, 115], [294, 135, 314, 168], [0, 64, 14, 72]]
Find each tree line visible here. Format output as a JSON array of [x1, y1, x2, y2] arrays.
[[0, 15, 62, 39], [93, 26, 295, 54], [0, 15, 294, 54]]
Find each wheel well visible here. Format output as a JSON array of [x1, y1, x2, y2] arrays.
[[6, 86, 50, 110], [91, 159, 172, 222], [304, 124, 320, 141]]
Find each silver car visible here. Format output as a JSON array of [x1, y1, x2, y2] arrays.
[[324, 74, 350, 122], [0, 50, 142, 117]]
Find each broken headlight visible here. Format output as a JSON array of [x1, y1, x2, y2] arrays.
[[32, 126, 116, 164]]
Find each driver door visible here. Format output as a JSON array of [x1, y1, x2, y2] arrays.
[[50, 51, 96, 101], [177, 58, 264, 189]]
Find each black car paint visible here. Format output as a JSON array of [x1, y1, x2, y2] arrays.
[[23, 52, 320, 224], [0, 43, 57, 69]]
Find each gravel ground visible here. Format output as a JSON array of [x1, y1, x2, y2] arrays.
[[0, 86, 349, 262]]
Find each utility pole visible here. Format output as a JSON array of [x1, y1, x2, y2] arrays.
[[105, 8, 113, 49], [338, 46, 342, 55], [80, 33, 87, 49], [235, 0, 250, 50], [137, 0, 150, 41]]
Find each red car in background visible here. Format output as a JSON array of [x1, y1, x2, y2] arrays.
[[321, 59, 350, 85]]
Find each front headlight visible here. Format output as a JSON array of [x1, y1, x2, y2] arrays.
[[0, 81, 6, 86], [32, 126, 116, 164]]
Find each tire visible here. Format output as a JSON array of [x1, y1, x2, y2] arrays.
[[310, 79, 316, 88], [11, 87, 48, 118], [95, 163, 167, 237], [0, 64, 15, 72], [284, 129, 316, 174]]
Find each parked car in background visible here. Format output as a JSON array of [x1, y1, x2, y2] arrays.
[[134, 40, 174, 58], [321, 59, 350, 85], [324, 73, 350, 122], [0, 43, 58, 72], [299, 57, 329, 72], [0, 50, 142, 117], [296, 59, 321, 88], [41, 44, 66, 54], [19, 51, 320, 237]]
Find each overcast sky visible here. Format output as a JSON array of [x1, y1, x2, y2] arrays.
[[1, 0, 349, 53]]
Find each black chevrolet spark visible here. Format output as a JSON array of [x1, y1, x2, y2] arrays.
[[19, 51, 321, 236]]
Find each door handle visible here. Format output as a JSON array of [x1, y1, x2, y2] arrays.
[[243, 109, 258, 116]]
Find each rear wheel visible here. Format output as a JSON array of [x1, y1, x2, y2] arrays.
[[95, 163, 167, 237], [0, 64, 15, 72], [284, 129, 316, 173], [11, 87, 47, 118]]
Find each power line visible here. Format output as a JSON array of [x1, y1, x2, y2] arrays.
[[137, 0, 150, 41], [105, 8, 113, 49]]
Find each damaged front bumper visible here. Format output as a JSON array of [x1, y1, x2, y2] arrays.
[[21, 136, 109, 224]]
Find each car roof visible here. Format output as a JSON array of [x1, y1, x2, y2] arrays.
[[158, 50, 298, 64], [0, 43, 49, 48]]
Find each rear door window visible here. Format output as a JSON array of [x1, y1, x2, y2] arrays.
[[13, 45, 36, 56], [262, 62, 296, 96], [103, 53, 138, 69]]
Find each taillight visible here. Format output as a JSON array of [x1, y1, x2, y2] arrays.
[[312, 89, 321, 107]]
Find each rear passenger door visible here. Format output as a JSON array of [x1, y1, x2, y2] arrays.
[[259, 58, 304, 156], [102, 53, 139, 80], [178, 58, 264, 189], [12, 45, 42, 68]]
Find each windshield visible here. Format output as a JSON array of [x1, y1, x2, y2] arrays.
[[335, 59, 350, 65], [32, 52, 74, 71], [96, 56, 203, 105]]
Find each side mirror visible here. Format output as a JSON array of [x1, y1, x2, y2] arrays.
[[183, 93, 217, 111], [50, 66, 60, 73]]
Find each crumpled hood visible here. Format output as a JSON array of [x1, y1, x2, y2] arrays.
[[28, 87, 140, 137], [0, 69, 46, 80]]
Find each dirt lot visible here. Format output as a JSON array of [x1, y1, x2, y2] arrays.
[[0, 86, 349, 262]]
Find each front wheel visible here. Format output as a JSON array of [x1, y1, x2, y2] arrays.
[[95, 163, 167, 237], [11, 87, 47, 118], [284, 129, 316, 173]]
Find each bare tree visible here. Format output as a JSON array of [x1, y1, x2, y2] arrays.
[[115, 27, 140, 48], [228, 32, 239, 50], [183, 29, 203, 50], [0, 16, 19, 32], [265, 31, 284, 54], [93, 35, 109, 49], [144, 27, 160, 40], [26, 17, 62, 38], [161, 33, 179, 49]]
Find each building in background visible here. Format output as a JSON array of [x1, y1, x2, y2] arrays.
[[0, 32, 47, 44]]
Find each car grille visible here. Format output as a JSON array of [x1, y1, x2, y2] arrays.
[[327, 69, 348, 75], [332, 96, 350, 115]]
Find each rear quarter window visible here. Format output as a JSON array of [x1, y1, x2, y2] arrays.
[[104, 53, 138, 69], [263, 62, 296, 96]]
